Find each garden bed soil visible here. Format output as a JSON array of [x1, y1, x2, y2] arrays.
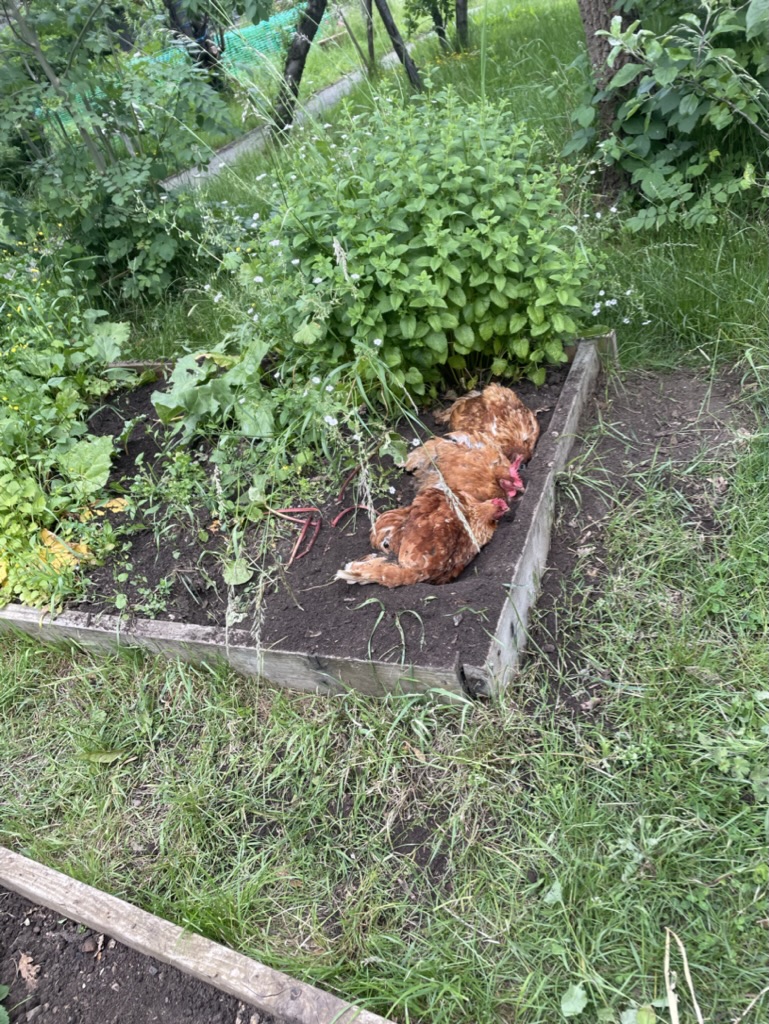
[[70, 367, 570, 673], [0, 888, 272, 1024]]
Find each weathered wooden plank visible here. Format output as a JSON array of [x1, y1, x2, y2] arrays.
[[0, 604, 465, 700], [0, 847, 394, 1024], [477, 341, 603, 693]]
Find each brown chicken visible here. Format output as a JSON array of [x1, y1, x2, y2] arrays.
[[405, 430, 523, 503], [435, 383, 540, 491], [336, 487, 507, 588]]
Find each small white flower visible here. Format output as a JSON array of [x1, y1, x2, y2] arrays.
[[592, 309, 601, 316], [350, 273, 360, 280], [274, 371, 281, 379], [290, 174, 297, 180], [323, 123, 332, 128], [269, 239, 281, 247], [622, 318, 630, 324], [238, 397, 245, 405], [253, 275, 264, 283], [583, 213, 590, 218], [312, 376, 321, 384], [610, 206, 618, 213], [411, 438, 420, 447], [595, 212, 602, 220], [256, 173, 266, 181], [373, 337, 383, 347], [330, 144, 337, 150], [253, 314, 259, 322], [252, 212, 259, 220], [642, 319, 651, 325], [213, 292, 222, 303], [625, 289, 633, 295], [598, 290, 605, 296], [204, 283, 211, 291], [247, 307, 254, 314], [325, 385, 333, 393], [607, 298, 618, 306], [324, 415, 338, 427], [291, 258, 300, 266], [388, 486, 396, 495], [313, 276, 323, 284]]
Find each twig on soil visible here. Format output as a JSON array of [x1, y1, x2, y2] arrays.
[[295, 516, 321, 561], [337, 466, 360, 503], [331, 505, 368, 528]]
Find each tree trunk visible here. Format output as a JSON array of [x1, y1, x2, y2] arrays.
[[575, 0, 629, 196], [272, 0, 328, 130], [361, 0, 376, 71], [163, 0, 225, 89], [372, 0, 422, 90], [430, 4, 449, 49], [455, 0, 468, 48]]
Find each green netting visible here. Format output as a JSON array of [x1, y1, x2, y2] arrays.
[[149, 6, 334, 72], [41, 7, 335, 131]]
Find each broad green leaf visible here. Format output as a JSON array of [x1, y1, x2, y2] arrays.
[[223, 559, 253, 586], [543, 879, 563, 904], [237, 403, 274, 439], [87, 321, 130, 363], [508, 313, 527, 334], [454, 324, 474, 349], [58, 436, 113, 497], [746, 0, 769, 39], [400, 314, 417, 340], [609, 63, 645, 90], [561, 983, 588, 1018]]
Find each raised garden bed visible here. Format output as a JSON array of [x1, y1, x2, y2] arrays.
[[0, 847, 392, 1024], [0, 340, 609, 699]]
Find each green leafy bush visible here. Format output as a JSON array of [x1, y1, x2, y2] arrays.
[[0, 246, 130, 606], [238, 89, 595, 393], [0, 2, 229, 299], [568, 0, 768, 229]]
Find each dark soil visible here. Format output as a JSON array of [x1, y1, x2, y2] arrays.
[[0, 888, 274, 1024], [71, 368, 569, 669]]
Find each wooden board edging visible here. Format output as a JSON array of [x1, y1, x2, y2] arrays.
[[0, 847, 395, 1024]]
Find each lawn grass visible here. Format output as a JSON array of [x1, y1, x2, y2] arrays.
[[1, 404, 766, 1022], [2, 0, 767, 1020]]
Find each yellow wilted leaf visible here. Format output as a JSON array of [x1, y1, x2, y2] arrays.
[[39, 528, 91, 570], [0, 561, 7, 585], [79, 496, 128, 522], [103, 497, 128, 513]]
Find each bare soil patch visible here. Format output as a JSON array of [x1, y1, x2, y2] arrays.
[[0, 888, 273, 1024], [71, 369, 568, 669]]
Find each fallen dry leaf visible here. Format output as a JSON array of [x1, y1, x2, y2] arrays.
[[39, 528, 90, 570], [18, 951, 40, 989]]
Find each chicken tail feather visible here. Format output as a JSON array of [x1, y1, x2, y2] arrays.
[[336, 557, 425, 588]]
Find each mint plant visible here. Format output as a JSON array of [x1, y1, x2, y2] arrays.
[[237, 89, 595, 393]]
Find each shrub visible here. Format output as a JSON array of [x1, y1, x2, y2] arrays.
[[567, 0, 768, 229], [237, 88, 596, 393], [0, 4, 230, 300]]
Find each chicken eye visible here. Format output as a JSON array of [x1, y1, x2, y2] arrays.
[[382, 538, 390, 549]]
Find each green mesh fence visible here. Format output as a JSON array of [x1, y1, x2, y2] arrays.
[[42, 7, 335, 132], [149, 6, 335, 76]]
